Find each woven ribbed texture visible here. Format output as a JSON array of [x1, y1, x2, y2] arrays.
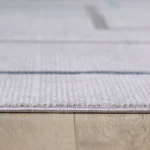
[[0, 0, 150, 112], [0, 44, 150, 72], [0, 74, 150, 109], [0, 44, 150, 112]]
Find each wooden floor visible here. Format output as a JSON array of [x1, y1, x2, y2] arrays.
[[0, 114, 150, 150]]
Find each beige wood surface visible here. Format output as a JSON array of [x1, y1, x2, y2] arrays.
[[0, 114, 150, 150], [0, 114, 76, 150], [75, 114, 150, 150]]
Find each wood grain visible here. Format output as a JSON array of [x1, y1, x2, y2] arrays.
[[0, 114, 75, 150], [1, 114, 150, 150], [74, 114, 150, 150]]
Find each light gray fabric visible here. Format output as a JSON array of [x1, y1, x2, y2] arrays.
[[0, 0, 150, 42], [0, 44, 150, 72], [0, 44, 150, 112], [0, 0, 150, 112]]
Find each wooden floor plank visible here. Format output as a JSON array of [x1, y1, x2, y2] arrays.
[[0, 114, 76, 150], [75, 114, 150, 150]]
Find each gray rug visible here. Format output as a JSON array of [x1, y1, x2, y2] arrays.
[[0, 0, 150, 112], [0, 43, 150, 112]]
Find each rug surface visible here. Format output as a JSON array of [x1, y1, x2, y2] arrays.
[[0, 0, 150, 112]]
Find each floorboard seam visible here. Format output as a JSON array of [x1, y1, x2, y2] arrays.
[[73, 114, 78, 150]]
